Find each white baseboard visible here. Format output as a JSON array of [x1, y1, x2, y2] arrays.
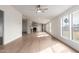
[[4, 34, 22, 45]]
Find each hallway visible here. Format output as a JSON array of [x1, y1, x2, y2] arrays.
[[0, 32, 76, 53]]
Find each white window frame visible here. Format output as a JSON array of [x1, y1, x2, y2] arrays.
[[71, 10, 79, 41]]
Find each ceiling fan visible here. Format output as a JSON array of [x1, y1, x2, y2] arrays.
[[36, 5, 48, 13]]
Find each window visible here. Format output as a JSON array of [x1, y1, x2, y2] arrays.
[[61, 10, 79, 43], [61, 15, 70, 39]]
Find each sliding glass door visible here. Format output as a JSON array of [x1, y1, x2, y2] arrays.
[[61, 10, 79, 43], [72, 11, 79, 42]]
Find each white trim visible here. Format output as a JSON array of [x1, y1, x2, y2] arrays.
[[70, 13, 73, 40], [49, 22, 52, 33], [4, 34, 22, 45], [60, 18, 63, 37]]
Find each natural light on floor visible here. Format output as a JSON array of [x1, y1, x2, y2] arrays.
[[39, 47, 53, 53], [36, 32, 49, 37]]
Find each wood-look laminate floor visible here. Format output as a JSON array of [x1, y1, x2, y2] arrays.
[[0, 32, 77, 53]]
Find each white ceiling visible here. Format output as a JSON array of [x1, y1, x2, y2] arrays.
[[13, 5, 72, 24]]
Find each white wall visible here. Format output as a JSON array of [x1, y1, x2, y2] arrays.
[[0, 6, 22, 45], [46, 22, 53, 34], [46, 5, 79, 51], [27, 19, 32, 34], [46, 23, 50, 33], [37, 24, 42, 32]]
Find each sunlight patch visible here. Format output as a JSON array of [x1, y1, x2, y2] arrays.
[[36, 33, 49, 37], [39, 47, 53, 53], [36, 35, 49, 37]]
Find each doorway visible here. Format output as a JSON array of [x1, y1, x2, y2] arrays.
[[0, 10, 4, 45]]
